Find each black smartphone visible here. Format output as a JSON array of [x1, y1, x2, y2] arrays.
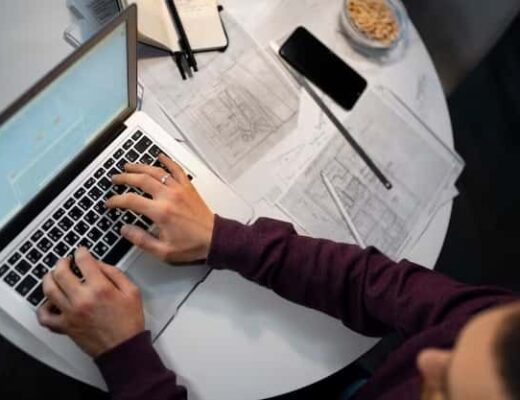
[[279, 27, 367, 111]]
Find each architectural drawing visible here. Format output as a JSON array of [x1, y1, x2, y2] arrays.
[[278, 89, 464, 260], [139, 13, 299, 182]]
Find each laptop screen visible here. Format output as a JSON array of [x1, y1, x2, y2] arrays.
[[0, 23, 128, 230]]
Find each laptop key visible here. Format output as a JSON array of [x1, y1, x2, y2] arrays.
[[126, 149, 139, 162], [42, 219, 55, 231], [116, 159, 127, 171], [135, 219, 149, 231], [107, 209, 122, 221], [15, 275, 38, 297], [102, 232, 118, 246], [73, 187, 86, 199], [94, 201, 107, 215], [79, 238, 93, 249], [31, 264, 48, 279], [74, 220, 90, 235], [14, 259, 32, 275], [94, 168, 105, 179], [88, 187, 103, 200], [112, 185, 126, 195], [111, 220, 124, 235], [98, 177, 112, 191], [27, 284, 45, 307], [135, 136, 152, 153], [78, 196, 94, 210], [63, 198, 75, 210], [48, 227, 64, 241], [149, 145, 162, 157], [87, 227, 103, 242], [30, 230, 44, 242], [64, 232, 80, 247], [121, 212, 136, 225], [7, 252, 22, 266], [0, 265, 9, 278], [104, 158, 115, 169], [42, 253, 59, 269], [132, 130, 143, 140], [37, 237, 53, 252], [69, 206, 84, 221], [20, 241, 32, 254], [103, 238, 132, 265], [108, 168, 120, 178], [26, 248, 43, 264], [84, 210, 100, 224], [123, 139, 133, 150], [97, 217, 113, 231], [4, 271, 21, 287], [58, 216, 74, 232], [53, 209, 65, 220], [140, 153, 154, 165], [54, 242, 70, 257], [84, 177, 96, 189], [113, 149, 125, 159], [93, 242, 109, 258]]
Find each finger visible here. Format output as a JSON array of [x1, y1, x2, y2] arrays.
[[98, 262, 139, 296], [121, 224, 171, 260], [159, 154, 190, 185], [37, 302, 66, 334], [106, 193, 159, 220], [42, 272, 71, 309], [112, 173, 164, 197], [73, 247, 105, 284], [124, 163, 174, 183], [52, 258, 82, 298]]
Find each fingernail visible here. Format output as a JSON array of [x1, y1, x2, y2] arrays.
[[120, 224, 131, 237]]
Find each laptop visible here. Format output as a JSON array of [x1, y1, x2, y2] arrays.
[[0, 5, 252, 387]]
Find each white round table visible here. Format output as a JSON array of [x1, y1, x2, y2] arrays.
[[0, 1, 454, 399]]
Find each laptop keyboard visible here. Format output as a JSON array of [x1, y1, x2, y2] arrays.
[[0, 131, 174, 309]]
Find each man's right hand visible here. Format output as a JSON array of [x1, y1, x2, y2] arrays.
[[106, 154, 215, 264]]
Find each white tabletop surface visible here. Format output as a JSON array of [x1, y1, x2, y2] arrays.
[[0, 1, 454, 399]]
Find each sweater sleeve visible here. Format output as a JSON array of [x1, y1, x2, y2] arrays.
[[207, 215, 516, 337], [95, 331, 187, 400]]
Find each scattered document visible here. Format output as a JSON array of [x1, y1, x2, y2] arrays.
[[278, 88, 464, 259], [139, 13, 300, 183]]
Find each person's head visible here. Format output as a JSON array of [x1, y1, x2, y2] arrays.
[[418, 301, 520, 400]]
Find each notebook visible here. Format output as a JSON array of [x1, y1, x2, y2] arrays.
[[118, 0, 228, 52]]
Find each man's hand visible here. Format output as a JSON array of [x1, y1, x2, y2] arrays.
[[37, 247, 144, 358], [106, 154, 215, 263]]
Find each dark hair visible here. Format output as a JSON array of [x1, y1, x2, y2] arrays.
[[496, 306, 520, 400]]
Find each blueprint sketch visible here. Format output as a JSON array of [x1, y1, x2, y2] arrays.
[[278, 88, 464, 259], [139, 13, 299, 182]]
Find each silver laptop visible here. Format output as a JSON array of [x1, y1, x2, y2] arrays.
[[0, 6, 252, 386]]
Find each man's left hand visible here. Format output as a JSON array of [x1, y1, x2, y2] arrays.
[[37, 247, 145, 358]]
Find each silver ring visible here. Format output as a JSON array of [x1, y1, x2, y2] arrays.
[[160, 174, 171, 185]]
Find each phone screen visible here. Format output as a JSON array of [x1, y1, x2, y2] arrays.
[[279, 27, 367, 110]]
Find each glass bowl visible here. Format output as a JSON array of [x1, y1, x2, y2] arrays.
[[340, 0, 409, 58]]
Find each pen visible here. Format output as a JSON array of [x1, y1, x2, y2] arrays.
[[322, 173, 366, 247], [166, 0, 198, 72], [284, 64, 392, 190]]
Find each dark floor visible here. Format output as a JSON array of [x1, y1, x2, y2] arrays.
[[1, 14, 520, 400]]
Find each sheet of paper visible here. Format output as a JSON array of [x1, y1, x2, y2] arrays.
[[278, 88, 463, 259], [139, 13, 300, 183]]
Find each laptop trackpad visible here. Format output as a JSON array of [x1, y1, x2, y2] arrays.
[[126, 251, 209, 330]]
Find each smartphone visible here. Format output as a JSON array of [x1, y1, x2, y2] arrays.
[[279, 27, 367, 111]]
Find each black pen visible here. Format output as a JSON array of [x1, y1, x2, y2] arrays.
[[166, 0, 198, 72]]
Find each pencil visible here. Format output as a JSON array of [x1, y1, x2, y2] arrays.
[[287, 66, 392, 190], [166, 0, 198, 72], [322, 173, 366, 247]]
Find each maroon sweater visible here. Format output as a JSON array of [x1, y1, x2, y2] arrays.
[[95, 216, 517, 399]]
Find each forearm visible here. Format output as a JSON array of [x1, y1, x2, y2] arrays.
[[95, 331, 186, 400], [207, 216, 516, 337]]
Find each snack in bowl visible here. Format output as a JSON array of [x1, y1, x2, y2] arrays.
[[347, 0, 400, 46]]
